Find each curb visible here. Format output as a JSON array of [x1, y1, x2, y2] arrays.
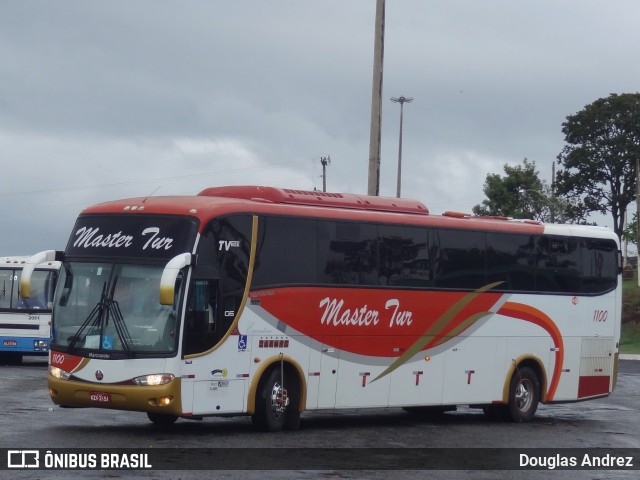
[[620, 354, 640, 361]]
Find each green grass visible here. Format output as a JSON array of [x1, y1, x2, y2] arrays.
[[621, 268, 640, 354], [620, 322, 640, 354]]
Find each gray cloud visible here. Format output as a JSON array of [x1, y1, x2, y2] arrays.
[[0, 0, 638, 254]]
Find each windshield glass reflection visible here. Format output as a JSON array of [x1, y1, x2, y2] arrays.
[[52, 262, 179, 355]]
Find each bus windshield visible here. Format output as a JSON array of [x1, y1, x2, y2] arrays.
[[52, 262, 180, 355], [0, 268, 55, 311]]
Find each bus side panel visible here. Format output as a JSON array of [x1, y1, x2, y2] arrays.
[[334, 337, 391, 408], [335, 360, 390, 408], [192, 379, 246, 415], [551, 335, 580, 401], [387, 345, 446, 407], [186, 338, 251, 415], [441, 337, 500, 405], [306, 336, 339, 410]]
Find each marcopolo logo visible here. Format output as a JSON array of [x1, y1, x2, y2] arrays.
[[8, 450, 39, 468]]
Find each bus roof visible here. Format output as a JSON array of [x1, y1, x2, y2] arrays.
[[0, 256, 61, 269], [79, 185, 617, 240], [0, 256, 29, 265]]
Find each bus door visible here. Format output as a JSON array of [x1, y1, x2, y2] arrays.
[[181, 278, 248, 415]]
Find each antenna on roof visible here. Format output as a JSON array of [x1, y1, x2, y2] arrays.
[[142, 185, 162, 203]]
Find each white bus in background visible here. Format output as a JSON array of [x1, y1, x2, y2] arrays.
[[0, 256, 60, 364]]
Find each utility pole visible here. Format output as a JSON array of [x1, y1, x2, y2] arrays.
[[367, 0, 385, 196], [390, 95, 413, 198], [320, 156, 331, 192], [551, 162, 556, 224]]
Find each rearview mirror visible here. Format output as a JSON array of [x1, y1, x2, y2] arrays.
[[159, 253, 194, 305], [20, 250, 62, 298]]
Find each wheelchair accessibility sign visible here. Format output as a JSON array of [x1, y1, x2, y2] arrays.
[[102, 336, 114, 350], [237, 335, 247, 352]]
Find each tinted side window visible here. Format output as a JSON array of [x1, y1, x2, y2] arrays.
[[486, 233, 536, 291], [378, 225, 431, 287], [537, 236, 580, 292], [253, 216, 318, 287], [581, 238, 617, 294], [318, 220, 378, 285], [432, 229, 486, 289]]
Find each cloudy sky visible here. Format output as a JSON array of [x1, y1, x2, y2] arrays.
[[1, 0, 639, 255]]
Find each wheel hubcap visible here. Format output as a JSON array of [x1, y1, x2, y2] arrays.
[[270, 381, 289, 416], [515, 378, 533, 412]]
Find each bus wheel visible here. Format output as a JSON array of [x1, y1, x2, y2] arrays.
[[507, 366, 540, 423], [147, 412, 178, 425], [252, 368, 297, 432]]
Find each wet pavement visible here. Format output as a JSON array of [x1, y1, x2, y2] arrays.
[[1, 357, 639, 479]]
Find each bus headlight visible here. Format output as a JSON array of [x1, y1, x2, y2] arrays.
[[49, 365, 71, 380], [132, 373, 175, 386]]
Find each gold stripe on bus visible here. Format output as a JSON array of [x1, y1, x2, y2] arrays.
[[245, 354, 307, 416], [184, 215, 259, 359], [372, 281, 503, 382], [500, 354, 548, 404], [48, 376, 183, 415]]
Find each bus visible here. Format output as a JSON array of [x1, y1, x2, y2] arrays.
[[21, 185, 621, 430], [1, 256, 60, 364]]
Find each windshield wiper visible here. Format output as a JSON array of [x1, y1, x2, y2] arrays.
[[107, 299, 134, 357], [67, 282, 107, 353]]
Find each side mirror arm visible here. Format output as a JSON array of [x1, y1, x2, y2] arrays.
[[159, 253, 195, 305]]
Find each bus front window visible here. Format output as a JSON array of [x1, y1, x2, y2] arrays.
[[52, 262, 181, 355]]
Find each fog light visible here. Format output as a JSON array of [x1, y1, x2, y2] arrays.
[[158, 396, 173, 406]]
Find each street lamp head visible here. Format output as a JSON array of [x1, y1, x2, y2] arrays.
[[391, 96, 413, 104]]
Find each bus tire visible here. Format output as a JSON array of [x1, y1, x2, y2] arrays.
[[252, 368, 294, 432], [283, 379, 301, 431], [147, 412, 178, 425], [507, 366, 540, 423]]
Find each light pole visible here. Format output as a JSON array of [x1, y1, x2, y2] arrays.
[[390, 95, 413, 198], [367, 0, 386, 196], [320, 156, 331, 192]]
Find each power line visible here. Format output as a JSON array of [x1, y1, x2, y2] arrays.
[[0, 159, 311, 197]]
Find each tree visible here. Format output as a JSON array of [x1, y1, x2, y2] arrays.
[[555, 93, 640, 240], [473, 158, 567, 221], [623, 212, 638, 250]]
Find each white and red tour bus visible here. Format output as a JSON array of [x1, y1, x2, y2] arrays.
[[21, 186, 621, 430], [1, 255, 60, 364]]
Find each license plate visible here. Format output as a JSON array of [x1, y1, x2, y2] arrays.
[[89, 392, 112, 403]]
